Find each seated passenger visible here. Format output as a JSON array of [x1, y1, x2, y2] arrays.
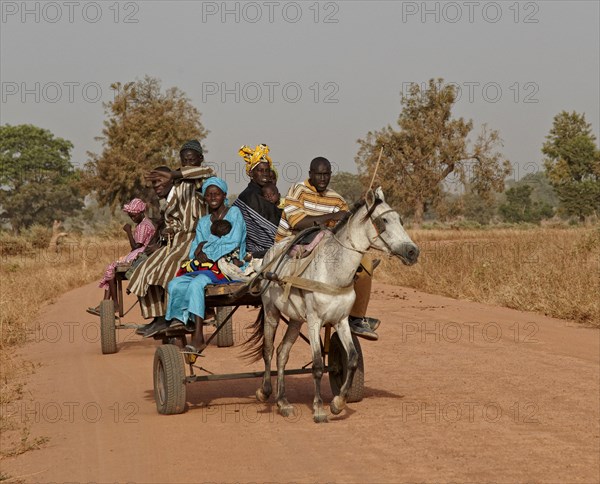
[[124, 166, 173, 281], [164, 177, 247, 351], [87, 198, 155, 315]]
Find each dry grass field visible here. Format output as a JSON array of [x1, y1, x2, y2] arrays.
[[376, 226, 600, 326]]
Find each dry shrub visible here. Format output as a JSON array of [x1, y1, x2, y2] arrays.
[[376, 227, 599, 326], [22, 224, 52, 249], [0, 233, 31, 257]]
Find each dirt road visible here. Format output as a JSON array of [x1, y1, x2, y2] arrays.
[[2, 281, 598, 483]]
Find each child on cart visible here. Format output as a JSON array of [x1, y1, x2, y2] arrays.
[[176, 219, 253, 280], [261, 182, 284, 209], [87, 199, 155, 316]]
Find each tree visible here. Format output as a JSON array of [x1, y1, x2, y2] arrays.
[[462, 188, 499, 224], [499, 184, 553, 223], [329, 171, 364, 204], [0, 124, 83, 233], [508, 171, 559, 209], [83, 76, 209, 211], [542, 111, 600, 221], [356, 78, 511, 226], [433, 185, 499, 224]]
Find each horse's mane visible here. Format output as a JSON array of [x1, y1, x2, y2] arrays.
[[331, 197, 383, 235]]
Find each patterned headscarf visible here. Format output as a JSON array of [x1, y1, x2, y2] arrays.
[[201, 176, 229, 207], [238, 144, 273, 176], [180, 140, 203, 156], [122, 198, 146, 214]]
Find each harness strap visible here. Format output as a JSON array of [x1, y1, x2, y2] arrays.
[[279, 276, 353, 296], [282, 247, 319, 301]]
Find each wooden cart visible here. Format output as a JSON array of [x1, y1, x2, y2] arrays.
[[151, 281, 365, 415]]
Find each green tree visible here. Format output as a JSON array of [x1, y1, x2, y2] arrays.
[[356, 78, 511, 226], [542, 111, 600, 221], [329, 171, 364, 204], [513, 171, 559, 208], [499, 184, 553, 223], [0, 124, 83, 233], [83, 76, 209, 211]]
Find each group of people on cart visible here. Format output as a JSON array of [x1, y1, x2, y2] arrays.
[[90, 141, 381, 353]]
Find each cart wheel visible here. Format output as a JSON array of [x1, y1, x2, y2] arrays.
[[153, 345, 186, 415], [100, 300, 117, 355], [216, 306, 234, 347], [328, 332, 364, 403]]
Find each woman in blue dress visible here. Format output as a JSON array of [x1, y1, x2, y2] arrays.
[[165, 176, 247, 351]]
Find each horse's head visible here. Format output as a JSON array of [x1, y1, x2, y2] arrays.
[[359, 187, 419, 266]]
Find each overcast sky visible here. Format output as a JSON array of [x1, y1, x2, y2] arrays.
[[2, 0, 599, 194]]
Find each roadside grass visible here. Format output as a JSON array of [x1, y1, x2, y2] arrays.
[[376, 226, 600, 326]]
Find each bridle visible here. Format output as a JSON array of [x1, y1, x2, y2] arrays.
[[331, 199, 398, 255], [366, 205, 396, 253]]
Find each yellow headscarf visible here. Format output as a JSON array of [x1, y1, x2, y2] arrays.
[[238, 144, 273, 176]]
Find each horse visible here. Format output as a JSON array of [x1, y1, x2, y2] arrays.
[[246, 187, 419, 423]]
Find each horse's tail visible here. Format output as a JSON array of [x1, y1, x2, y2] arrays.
[[241, 307, 265, 363]]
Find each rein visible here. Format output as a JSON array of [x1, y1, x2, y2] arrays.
[[331, 232, 367, 254]]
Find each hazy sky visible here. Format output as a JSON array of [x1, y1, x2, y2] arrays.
[[2, 0, 599, 194]]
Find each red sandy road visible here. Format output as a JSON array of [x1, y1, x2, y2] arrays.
[[1, 281, 599, 483]]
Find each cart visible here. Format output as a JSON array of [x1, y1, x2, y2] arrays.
[[97, 264, 235, 354], [152, 281, 365, 415]]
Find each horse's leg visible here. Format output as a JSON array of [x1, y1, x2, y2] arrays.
[[275, 319, 301, 418], [256, 304, 279, 403], [307, 320, 328, 423], [330, 317, 358, 415]]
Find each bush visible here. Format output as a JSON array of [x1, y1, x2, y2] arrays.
[[0, 233, 31, 256], [22, 224, 52, 249]]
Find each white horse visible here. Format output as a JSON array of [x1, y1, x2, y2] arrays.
[[246, 187, 419, 423]]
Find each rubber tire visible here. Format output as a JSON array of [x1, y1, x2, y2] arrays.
[[216, 306, 234, 347], [100, 300, 117, 355], [328, 332, 364, 403], [153, 344, 186, 415]]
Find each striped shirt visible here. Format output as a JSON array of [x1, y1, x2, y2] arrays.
[[275, 179, 349, 242]]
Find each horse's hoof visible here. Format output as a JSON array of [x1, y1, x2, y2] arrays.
[[256, 388, 269, 403], [313, 411, 329, 423], [330, 396, 346, 415], [278, 405, 294, 418]]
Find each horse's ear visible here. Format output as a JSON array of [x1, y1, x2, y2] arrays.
[[374, 186, 385, 202], [365, 189, 375, 207]]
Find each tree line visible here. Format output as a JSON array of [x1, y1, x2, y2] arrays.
[[1, 76, 598, 232]]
